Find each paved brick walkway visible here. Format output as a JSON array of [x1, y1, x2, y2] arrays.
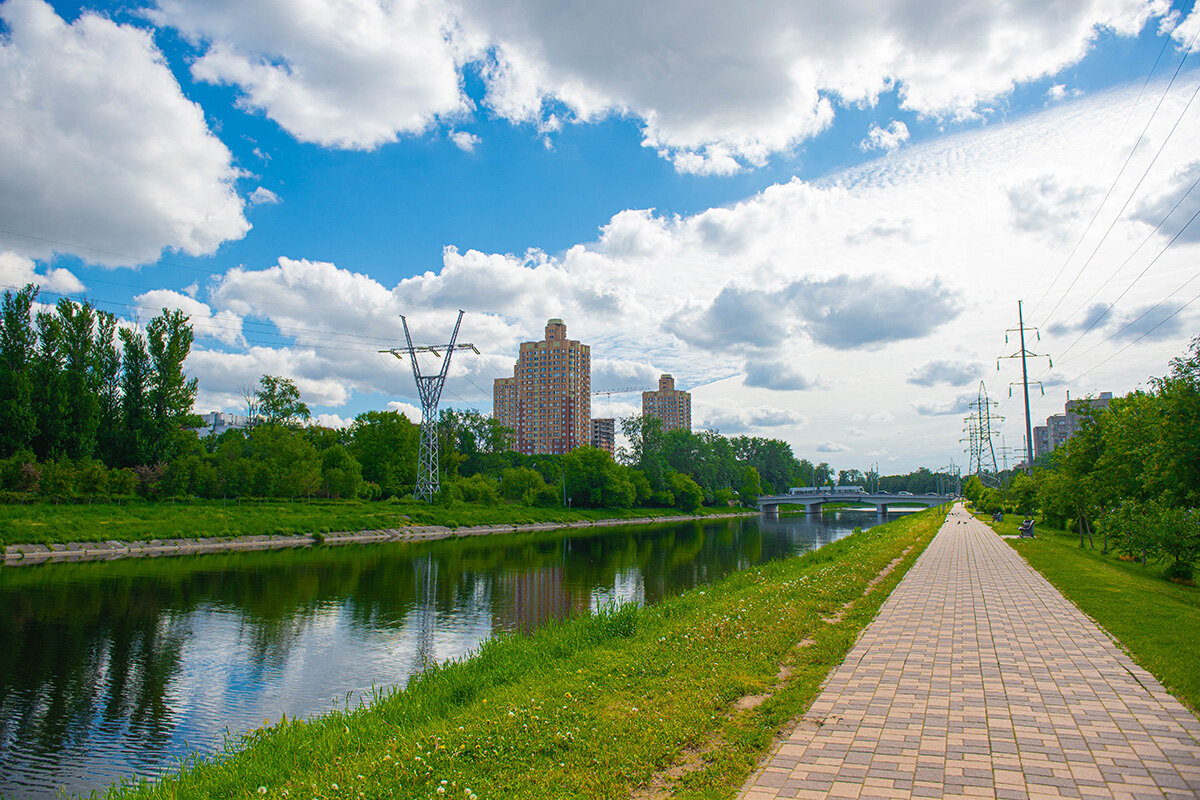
[[740, 504, 1200, 800]]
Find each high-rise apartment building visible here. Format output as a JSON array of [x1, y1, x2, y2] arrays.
[[493, 319, 591, 455], [642, 374, 691, 432], [590, 418, 615, 455], [1032, 391, 1113, 459]]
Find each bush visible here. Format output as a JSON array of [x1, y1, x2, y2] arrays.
[[456, 474, 500, 506], [668, 472, 703, 512]]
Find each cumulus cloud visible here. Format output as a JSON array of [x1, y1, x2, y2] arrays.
[[860, 120, 910, 153], [248, 187, 281, 205], [134, 289, 245, 345], [907, 360, 982, 387], [1049, 300, 1190, 342], [700, 404, 806, 434], [668, 275, 960, 351], [844, 217, 914, 245], [816, 441, 850, 453], [1131, 160, 1200, 243], [149, 0, 1164, 171], [1007, 176, 1093, 240], [743, 361, 822, 391], [0, 0, 248, 266], [385, 401, 423, 422], [912, 392, 975, 416], [449, 130, 481, 152], [0, 251, 83, 294], [152, 0, 469, 150]]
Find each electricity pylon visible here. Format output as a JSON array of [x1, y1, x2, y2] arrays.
[[970, 381, 1003, 483], [998, 301, 1051, 473], [382, 310, 478, 502]]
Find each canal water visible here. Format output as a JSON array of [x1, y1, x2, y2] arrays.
[[0, 509, 911, 798]]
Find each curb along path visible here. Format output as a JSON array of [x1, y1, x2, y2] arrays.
[[740, 503, 1200, 800]]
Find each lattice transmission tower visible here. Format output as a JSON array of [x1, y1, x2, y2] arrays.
[[382, 310, 478, 502], [962, 382, 1003, 487]]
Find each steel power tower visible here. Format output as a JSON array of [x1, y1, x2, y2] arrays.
[[969, 381, 1003, 483], [998, 301, 1051, 473], [383, 310, 479, 502]]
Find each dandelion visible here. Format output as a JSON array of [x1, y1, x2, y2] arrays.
[[437, 788, 446, 795], [258, 788, 268, 796], [331, 784, 339, 791]]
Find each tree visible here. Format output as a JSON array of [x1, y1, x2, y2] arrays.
[[118, 327, 153, 466], [250, 375, 310, 428], [668, 471, 703, 512], [30, 309, 66, 460], [57, 299, 99, 459], [738, 465, 762, 507], [563, 446, 635, 508], [350, 410, 419, 496], [93, 312, 123, 464], [320, 445, 363, 499], [0, 284, 38, 457], [147, 309, 199, 459]]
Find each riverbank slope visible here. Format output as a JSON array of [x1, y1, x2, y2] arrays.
[[1, 500, 753, 565], [98, 508, 943, 800]]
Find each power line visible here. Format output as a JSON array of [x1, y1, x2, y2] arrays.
[[1049, 201, 1200, 363], [1064, 287, 1200, 384], [1030, 25, 1200, 321], [1038, 61, 1200, 328]]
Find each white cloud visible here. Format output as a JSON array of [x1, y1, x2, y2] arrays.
[[152, 0, 469, 150], [449, 131, 481, 152], [134, 289, 246, 345], [860, 120, 910, 153], [1168, 4, 1200, 52], [149, 0, 1166, 171], [0, 251, 83, 294], [699, 404, 806, 434], [386, 401, 422, 423], [907, 360, 983, 387], [0, 0, 248, 266], [249, 187, 281, 205], [173, 79, 1200, 470], [816, 441, 850, 453]]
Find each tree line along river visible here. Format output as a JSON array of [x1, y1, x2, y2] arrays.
[[0, 508, 917, 799]]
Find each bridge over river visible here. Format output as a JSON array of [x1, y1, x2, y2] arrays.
[[758, 490, 952, 514]]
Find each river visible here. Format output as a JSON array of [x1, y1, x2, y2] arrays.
[[0, 509, 912, 798]]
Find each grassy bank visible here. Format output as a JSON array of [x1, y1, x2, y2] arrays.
[[101, 509, 943, 800], [0, 499, 746, 548], [982, 514, 1200, 714]]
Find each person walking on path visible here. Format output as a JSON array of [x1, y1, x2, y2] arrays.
[[740, 503, 1200, 800]]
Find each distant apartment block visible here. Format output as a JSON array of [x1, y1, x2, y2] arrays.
[[642, 374, 691, 432], [493, 318, 592, 455], [590, 418, 615, 455], [193, 411, 250, 437], [1033, 392, 1113, 459]]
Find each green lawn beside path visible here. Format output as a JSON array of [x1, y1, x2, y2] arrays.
[[99, 509, 944, 800], [985, 515, 1200, 715], [0, 499, 744, 548]]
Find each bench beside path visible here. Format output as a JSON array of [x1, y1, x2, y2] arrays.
[[740, 503, 1200, 800]]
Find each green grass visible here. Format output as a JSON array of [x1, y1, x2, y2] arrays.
[[982, 514, 1200, 714], [0, 499, 747, 547], [98, 509, 943, 800]]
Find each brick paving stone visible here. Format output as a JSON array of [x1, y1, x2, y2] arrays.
[[738, 504, 1200, 799]]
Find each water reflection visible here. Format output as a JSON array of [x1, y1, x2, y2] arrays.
[[0, 511, 899, 798]]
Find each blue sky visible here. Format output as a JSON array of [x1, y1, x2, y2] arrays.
[[2, 0, 1199, 472]]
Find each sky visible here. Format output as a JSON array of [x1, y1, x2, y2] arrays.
[[2, 0, 1199, 474]]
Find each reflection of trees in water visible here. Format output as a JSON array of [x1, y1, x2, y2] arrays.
[[0, 515, 849, 775], [0, 586, 191, 765]]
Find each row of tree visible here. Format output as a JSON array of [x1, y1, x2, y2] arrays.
[[2, 283, 933, 512], [964, 335, 1200, 580], [0, 285, 198, 467]]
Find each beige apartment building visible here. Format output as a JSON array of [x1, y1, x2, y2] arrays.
[[493, 319, 591, 455], [590, 417, 615, 455], [642, 374, 691, 432]]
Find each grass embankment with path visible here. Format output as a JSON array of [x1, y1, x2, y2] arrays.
[[980, 513, 1200, 715], [99, 508, 945, 800], [0, 499, 746, 548]]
